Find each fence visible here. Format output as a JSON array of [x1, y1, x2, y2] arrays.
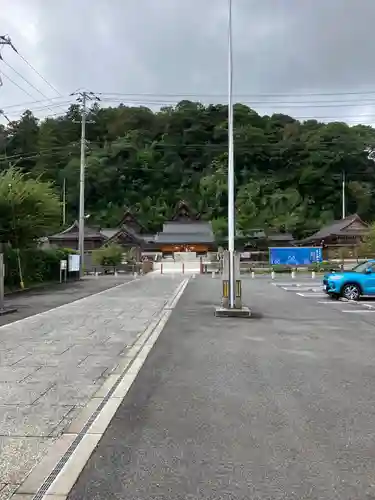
[[84, 259, 153, 276], [200, 260, 360, 275]]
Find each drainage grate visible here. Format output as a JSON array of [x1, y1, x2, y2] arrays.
[[32, 312, 165, 500]]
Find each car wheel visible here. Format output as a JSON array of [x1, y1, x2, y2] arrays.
[[342, 283, 361, 301]]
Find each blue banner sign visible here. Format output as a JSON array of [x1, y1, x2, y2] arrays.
[[269, 247, 323, 266]]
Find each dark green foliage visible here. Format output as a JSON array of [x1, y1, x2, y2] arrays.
[[92, 244, 123, 267], [2, 103, 375, 237], [4, 247, 76, 289], [0, 167, 61, 247]]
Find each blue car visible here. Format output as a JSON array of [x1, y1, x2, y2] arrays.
[[323, 260, 375, 301]]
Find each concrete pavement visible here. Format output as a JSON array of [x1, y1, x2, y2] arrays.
[[66, 276, 375, 500], [0, 274, 185, 499], [0, 276, 135, 327]]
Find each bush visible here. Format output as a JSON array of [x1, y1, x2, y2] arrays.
[[92, 244, 123, 267], [307, 261, 341, 272], [3, 247, 77, 289], [271, 265, 293, 273]]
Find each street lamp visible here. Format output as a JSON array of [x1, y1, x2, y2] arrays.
[[215, 0, 251, 318], [227, 0, 236, 309]]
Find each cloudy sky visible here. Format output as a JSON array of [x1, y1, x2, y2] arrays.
[[1, 0, 375, 124]]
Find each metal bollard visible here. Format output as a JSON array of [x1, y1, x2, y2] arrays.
[[251, 271, 255, 279], [160, 263, 163, 274], [182, 262, 185, 274]]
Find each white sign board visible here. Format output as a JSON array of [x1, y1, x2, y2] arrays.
[[68, 254, 80, 272], [60, 259, 67, 270]]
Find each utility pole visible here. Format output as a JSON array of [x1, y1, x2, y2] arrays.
[[227, 0, 236, 309], [0, 36, 17, 87], [62, 177, 66, 226], [0, 110, 10, 122], [71, 91, 100, 278], [342, 170, 346, 219]]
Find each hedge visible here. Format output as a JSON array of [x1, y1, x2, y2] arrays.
[[3, 247, 78, 289], [269, 262, 342, 273]]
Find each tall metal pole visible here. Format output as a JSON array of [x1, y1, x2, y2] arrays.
[[342, 170, 346, 219], [78, 93, 87, 278], [227, 0, 236, 308]]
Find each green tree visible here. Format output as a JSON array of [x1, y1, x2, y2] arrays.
[[92, 244, 123, 266], [0, 167, 61, 247], [359, 223, 375, 257], [1, 99, 375, 239]]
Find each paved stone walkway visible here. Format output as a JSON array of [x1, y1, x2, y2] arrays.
[[0, 274, 184, 498]]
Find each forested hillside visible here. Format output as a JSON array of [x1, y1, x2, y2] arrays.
[[1, 100, 375, 239]]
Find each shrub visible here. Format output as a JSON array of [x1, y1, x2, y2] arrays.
[[271, 265, 293, 273], [92, 244, 123, 267], [3, 246, 77, 289], [307, 261, 341, 272]]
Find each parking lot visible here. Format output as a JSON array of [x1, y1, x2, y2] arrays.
[[271, 277, 375, 316], [66, 275, 375, 499]]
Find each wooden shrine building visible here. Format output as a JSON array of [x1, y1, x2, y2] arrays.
[[48, 201, 216, 257], [298, 213, 369, 258], [153, 201, 215, 255], [48, 221, 106, 250]]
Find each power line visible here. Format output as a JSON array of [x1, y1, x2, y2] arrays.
[[1, 69, 38, 101], [2, 101, 74, 118], [4, 92, 375, 109], [0, 95, 71, 111], [3, 60, 52, 100], [16, 51, 62, 97], [3, 94, 375, 123], [0, 35, 16, 87], [2, 60, 59, 113], [98, 89, 375, 98], [2, 96, 375, 125], [1, 36, 67, 115], [98, 95, 375, 109]]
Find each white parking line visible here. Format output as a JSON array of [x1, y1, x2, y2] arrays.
[[275, 279, 375, 312], [275, 282, 321, 287], [342, 309, 375, 313], [297, 292, 327, 298], [283, 287, 322, 292]]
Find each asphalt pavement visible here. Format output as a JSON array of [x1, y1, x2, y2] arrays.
[[0, 276, 133, 327], [68, 275, 375, 500]]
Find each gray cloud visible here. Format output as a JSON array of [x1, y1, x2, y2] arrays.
[[1, 0, 375, 124]]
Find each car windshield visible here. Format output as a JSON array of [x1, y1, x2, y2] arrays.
[[352, 262, 371, 273]]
